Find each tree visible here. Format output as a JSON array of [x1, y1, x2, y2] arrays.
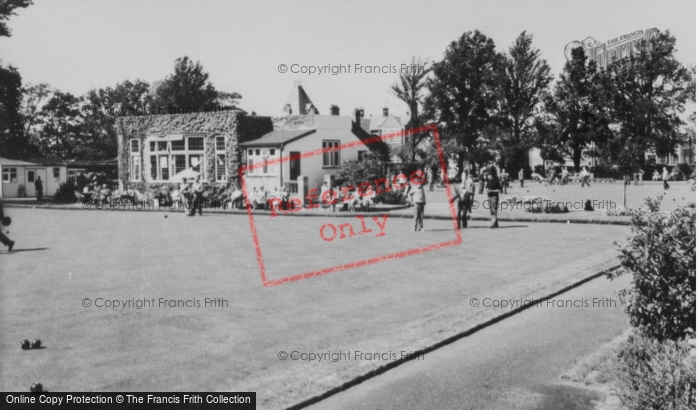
[[0, 64, 25, 157], [391, 56, 431, 160], [20, 83, 51, 140], [491, 32, 552, 175], [36, 91, 83, 160], [601, 31, 694, 172], [535, 46, 609, 171], [0, 0, 32, 37], [339, 152, 385, 186], [425, 31, 503, 150], [81, 79, 152, 160], [154, 56, 232, 110]]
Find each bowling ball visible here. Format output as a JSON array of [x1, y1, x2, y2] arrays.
[[1, 216, 10, 226], [32, 340, 41, 348], [21, 340, 30, 350], [30, 383, 43, 393]]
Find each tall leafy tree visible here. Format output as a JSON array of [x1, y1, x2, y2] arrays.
[[391, 56, 431, 160], [425, 31, 503, 177], [535, 46, 609, 171], [601, 30, 694, 172], [155, 56, 240, 110], [491, 31, 552, 174], [81, 79, 152, 160], [36, 91, 83, 160], [0, 0, 32, 37], [425, 31, 503, 149], [0, 64, 25, 157], [20, 83, 51, 138]]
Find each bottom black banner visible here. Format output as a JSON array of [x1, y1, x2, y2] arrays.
[[1, 393, 256, 409]]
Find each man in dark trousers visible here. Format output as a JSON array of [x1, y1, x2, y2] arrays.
[[0, 201, 15, 251], [189, 175, 205, 216], [35, 176, 43, 201]]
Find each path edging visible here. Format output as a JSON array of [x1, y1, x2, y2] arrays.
[[4, 203, 631, 226], [284, 264, 622, 410]]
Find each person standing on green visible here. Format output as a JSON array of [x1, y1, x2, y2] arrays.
[[35, 176, 43, 201], [406, 179, 427, 232], [486, 168, 501, 228]]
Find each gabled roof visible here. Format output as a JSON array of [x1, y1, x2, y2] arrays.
[[240, 129, 316, 148], [370, 115, 405, 131]]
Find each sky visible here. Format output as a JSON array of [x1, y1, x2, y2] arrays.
[[1, 0, 696, 118]]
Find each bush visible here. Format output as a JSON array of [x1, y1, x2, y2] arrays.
[[376, 189, 406, 205], [614, 332, 695, 410], [608, 196, 696, 340], [53, 181, 77, 204]]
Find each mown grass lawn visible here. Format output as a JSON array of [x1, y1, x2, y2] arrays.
[[1, 207, 628, 409]]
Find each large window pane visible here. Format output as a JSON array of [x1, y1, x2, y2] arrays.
[[216, 154, 225, 181], [171, 140, 185, 151], [160, 155, 169, 181], [173, 155, 186, 175], [189, 155, 202, 173], [150, 156, 157, 179], [188, 137, 204, 151], [216, 137, 225, 151]]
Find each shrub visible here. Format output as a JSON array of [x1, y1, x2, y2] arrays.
[[53, 181, 77, 204], [608, 196, 696, 341], [376, 190, 406, 205], [614, 332, 695, 410]]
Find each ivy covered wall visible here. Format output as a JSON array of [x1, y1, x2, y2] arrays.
[[115, 111, 273, 188]]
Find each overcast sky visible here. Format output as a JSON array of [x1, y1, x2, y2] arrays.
[[1, 0, 696, 118]]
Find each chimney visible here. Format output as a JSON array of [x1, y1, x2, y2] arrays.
[[382, 107, 389, 117], [330, 105, 339, 116], [355, 108, 362, 125]]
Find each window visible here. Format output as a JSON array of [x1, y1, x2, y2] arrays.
[[2, 167, 17, 183], [216, 154, 226, 181], [130, 139, 139, 153], [216, 136, 225, 151], [130, 154, 140, 181], [214, 136, 226, 181], [53, 167, 60, 181], [150, 156, 157, 180], [323, 140, 340, 167], [171, 140, 185, 151], [189, 155, 202, 173], [159, 155, 169, 181], [188, 137, 204, 151], [173, 155, 186, 176], [27, 170, 35, 183], [245, 147, 277, 176], [147, 135, 207, 181]]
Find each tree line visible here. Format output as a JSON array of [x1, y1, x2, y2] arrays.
[[390, 30, 695, 176], [1, 55, 242, 161]]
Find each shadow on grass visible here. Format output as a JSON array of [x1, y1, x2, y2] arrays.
[[466, 225, 529, 229], [3, 247, 50, 253]]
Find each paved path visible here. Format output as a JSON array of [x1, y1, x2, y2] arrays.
[[305, 274, 630, 410]]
